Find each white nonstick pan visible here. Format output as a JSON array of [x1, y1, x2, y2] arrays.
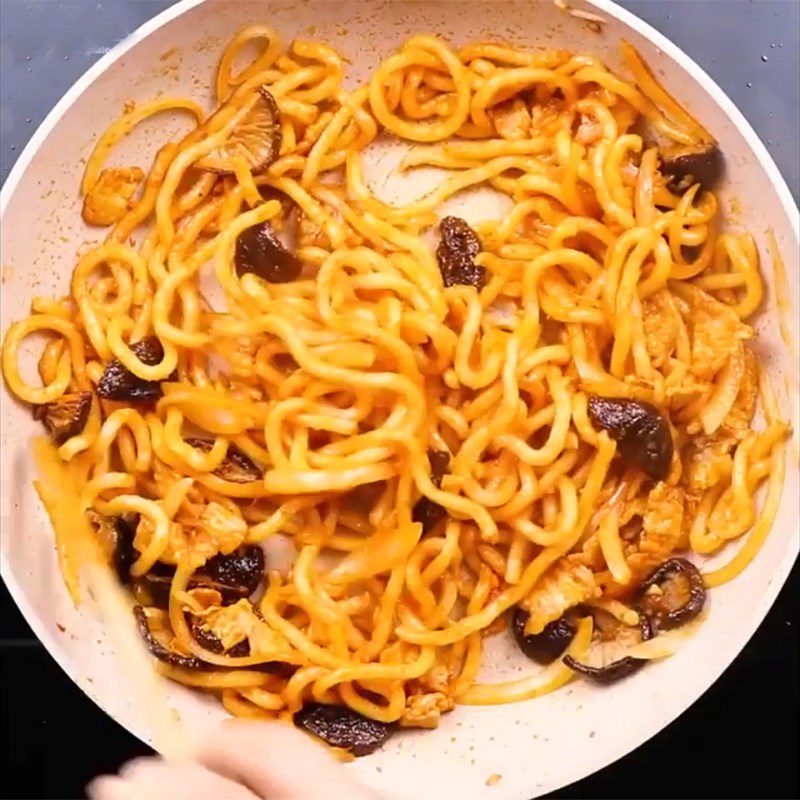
[[1, 2, 797, 797]]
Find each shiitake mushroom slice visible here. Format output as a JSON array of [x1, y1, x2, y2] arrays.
[[96, 336, 174, 403], [184, 437, 263, 483], [188, 617, 250, 657], [660, 141, 722, 194], [587, 396, 673, 481], [412, 449, 451, 533], [205, 545, 265, 596], [563, 611, 654, 685], [511, 604, 652, 684], [639, 557, 706, 631], [133, 605, 205, 670], [36, 391, 92, 444], [436, 216, 486, 289], [86, 510, 138, 582], [512, 563, 703, 685], [133, 563, 174, 610], [294, 703, 392, 756], [234, 221, 302, 283], [135, 605, 268, 668], [197, 87, 282, 175], [112, 515, 138, 583], [138, 572, 254, 610], [511, 607, 577, 665], [137, 546, 265, 609]]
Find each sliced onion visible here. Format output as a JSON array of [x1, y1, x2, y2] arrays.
[[160, 384, 263, 435], [328, 520, 424, 584], [700, 344, 745, 434], [617, 625, 697, 660], [562, 610, 652, 684], [484, 299, 518, 330], [574, 356, 630, 397], [620, 42, 712, 144]]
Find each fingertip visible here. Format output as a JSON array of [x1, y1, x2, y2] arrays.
[[195, 719, 374, 799], [86, 775, 142, 800], [94, 757, 262, 800], [118, 755, 162, 780]]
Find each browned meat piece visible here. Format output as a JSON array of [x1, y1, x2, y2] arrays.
[[82, 167, 144, 226]]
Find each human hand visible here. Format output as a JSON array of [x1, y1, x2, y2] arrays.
[[87, 720, 379, 800]]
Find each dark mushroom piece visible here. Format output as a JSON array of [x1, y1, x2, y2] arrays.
[[436, 216, 486, 289], [137, 547, 264, 610], [132, 559, 179, 608], [587, 396, 673, 481], [511, 607, 577, 665], [86, 510, 138, 582], [187, 609, 295, 670], [660, 141, 722, 194], [639, 557, 706, 631], [412, 449, 451, 533], [135, 572, 174, 609], [294, 703, 392, 756], [112, 515, 138, 583], [140, 574, 255, 609], [189, 605, 295, 674], [252, 89, 282, 172], [184, 437, 263, 483], [133, 605, 206, 670], [235, 221, 302, 283], [563, 611, 653, 685], [97, 336, 175, 403], [205, 545, 265, 596], [189, 618, 250, 657], [197, 87, 282, 175], [36, 391, 92, 444], [252, 661, 298, 677]]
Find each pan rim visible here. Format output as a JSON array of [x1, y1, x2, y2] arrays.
[[1, 2, 797, 797]]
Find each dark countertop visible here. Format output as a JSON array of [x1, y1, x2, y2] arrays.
[[1, 2, 798, 798]]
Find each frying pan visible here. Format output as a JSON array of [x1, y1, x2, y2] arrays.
[[1, 2, 797, 797]]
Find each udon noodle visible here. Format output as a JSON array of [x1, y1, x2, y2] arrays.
[[1, 27, 789, 746]]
